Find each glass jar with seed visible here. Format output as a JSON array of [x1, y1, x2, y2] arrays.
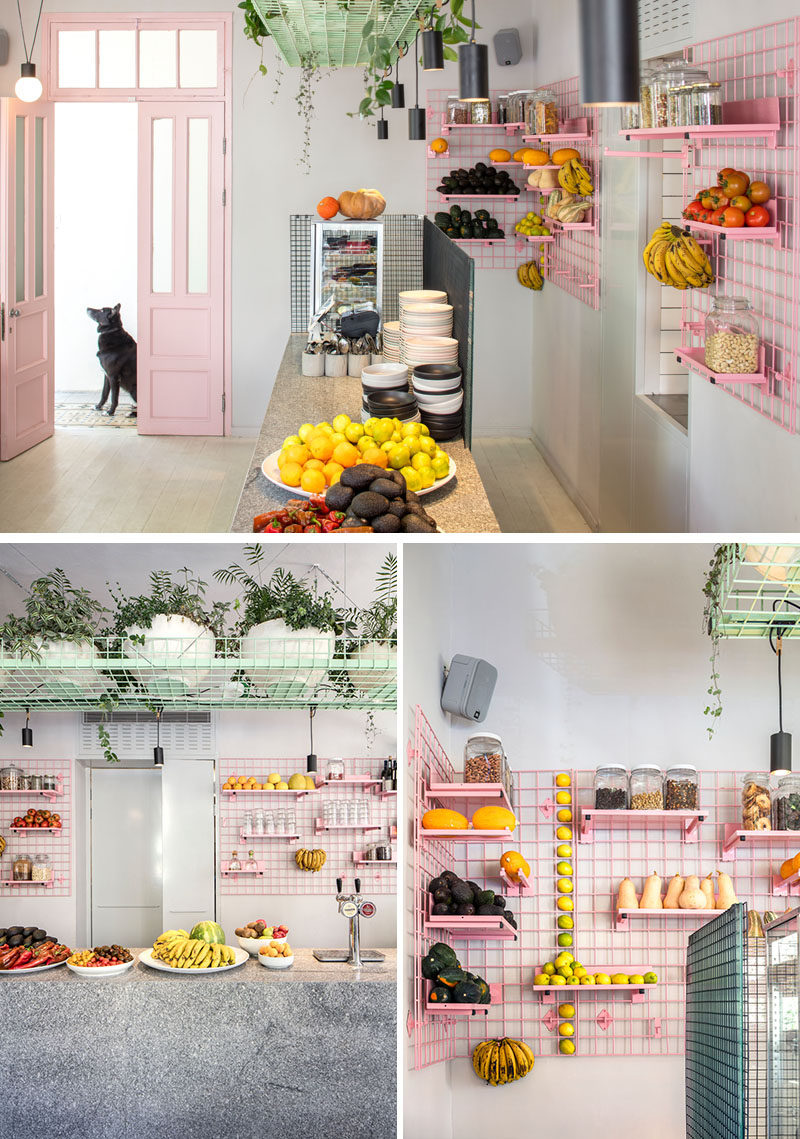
[[594, 764, 629, 810], [629, 764, 664, 810], [705, 297, 760, 374], [665, 765, 698, 810], [742, 772, 771, 830], [771, 772, 800, 831]]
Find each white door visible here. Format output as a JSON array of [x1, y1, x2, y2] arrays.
[[91, 769, 163, 945]]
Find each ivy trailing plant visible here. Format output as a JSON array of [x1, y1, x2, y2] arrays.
[[0, 569, 106, 659], [106, 570, 230, 643], [296, 53, 322, 174], [239, 0, 274, 76], [702, 543, 740, 738], [214, 546, 341, 639]]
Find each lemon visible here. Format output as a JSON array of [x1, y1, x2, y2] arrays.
[[412, 453, 432, 471], [533, 973, 549, 986], [372, 420, 394, 444], [401, 422, 422, 437], [551, 974, 566, 985], [557, 896, 574, 911], [557, 932, 573, 947], [559, 1040, 576, 1055], [381, 440, 395, 454], [557, 878, 573, 893], [556, 844, 572, 858], [555, 952, 573, 966], [420, 423, 430, 435], [330, 432, 347, 447], [298, 422, 315, 443], [345, 423, 364, 443], [556, 861, 573, 876], [556, 965, 573, 979], [556, 790, 572, 805], [391, 431, 402, 443], [389, 445, 411, 470], [573, 966, 587, 979], [364, 417, 380, 435], [557, 808, 573, 823], [332, 413, 351, 432], [580, 975, 595, 985], [558, 1003, 575, 1018], [419, 436, 437, 456], [407, 438, 422, 455], [315, 421, 333, 432], [357, 436, 373, 453], [283, 434, 302, 448], [558, 1022, 574, 1037], [557, 915, 574, 930], [401, 467, 422, 492], [556, 826, 571, 840], [556, 773, 571, 787], [418, 468, 436, 490], [542, 962, 556, 976], [432, 455, 450, 479]]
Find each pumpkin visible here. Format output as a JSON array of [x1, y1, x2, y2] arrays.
[[552, 147, 581, 165], [338, 189, 386, 220], [472, 805, 516, 832], [500, 850, 530, 882], [189, 921, 226, 944], [430, 137, 449, 154], [489, 147, 512, 163], [317, 196, 340, 220], [421, 808, 468, 830]]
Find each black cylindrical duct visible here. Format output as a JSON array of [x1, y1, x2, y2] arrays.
[[459, 40, 489, 101], [377, 117, 389, 139], [578, 0, 640, 106], [771, 731, 793, 772], [409, 106, 426, 140], [422, 28, 444, 71], [391, 81, 405, 108]]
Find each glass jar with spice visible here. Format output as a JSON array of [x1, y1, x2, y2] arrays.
[[620, 103, 640, 131], [665, 765, 699, 810], [527, 88, 559, 135], [446, 97, 469, 126], [594, 764, 628, 810], [13, 854, 32, 881], [326, 759, 345, 781], [691, 81, 722, 126], [0, 765, 25, 791], [705, 297, 760, 375], [652, 60, 688, 128], [772, 773, 800, 831], [742, 772, 772, 830], [629, 765, 664, 810]]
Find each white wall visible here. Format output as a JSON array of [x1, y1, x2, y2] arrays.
[[54, 103, 138, 392], [403, 541, 800, 1139]]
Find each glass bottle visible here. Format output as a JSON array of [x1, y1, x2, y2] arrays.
[[244, 849, 259, 873], [629, 765, 664, 810], [593, 764, 628, 809], [229, 850, 241, 871], [705, 297, 760, 375], [742, 773, 772, 830], [496, 94, 509, 125]]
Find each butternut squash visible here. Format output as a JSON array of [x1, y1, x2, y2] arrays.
[[678, 874, 705, 909], [700, 873, 715, 910], [640, 871, 662, 909], [617, 877, 638, 910], [716, 869, 737, 910], [663, 873, 684, 909]]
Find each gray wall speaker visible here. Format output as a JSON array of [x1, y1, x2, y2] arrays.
[[441, 654, 498, 722], [0, 30, 10, 68], [494, 28, 522, 67]]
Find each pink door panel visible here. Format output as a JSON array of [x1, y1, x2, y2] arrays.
[[137, 101, 225, 435], [0, 99, 55, 461]]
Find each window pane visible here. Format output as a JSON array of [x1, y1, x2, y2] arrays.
[[15, 117, 25, 304], [58, 29, 97, 88], [179, 30, 218, 89], [35, 118, 44, 298], [187, 119, 210, 294], [99, 30, 136, 88], [140, 30, 177, 88], [152, 119, 174, 293]]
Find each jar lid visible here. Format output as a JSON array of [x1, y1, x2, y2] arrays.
[[596, 763, 627, 774], [631, 764, 663, 774], [667, 764, 698, 773], [467, 732, 503, 745], [712, 295, 751, 311]]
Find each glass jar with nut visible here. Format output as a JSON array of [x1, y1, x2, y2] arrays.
[[705, 297, 760, 375], [665, 765, 698, 810], [629, 764, 664, 810], [464, 733, 513, 806], [742, 772, 772, 830]]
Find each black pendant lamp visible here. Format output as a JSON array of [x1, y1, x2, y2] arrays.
[[408, 31, 426, 140], [770, 619, 795, 773], [578, 0, 640, 107], [306, 706, 318, 777], [14, 0, 45, 103], [153, 708, 164, 767], [378, 107, 389, 140], [422, 27, 444, 72], [391, 51, 406, 108], [459, 0, 489, 102], [21, 707, 33, 749]]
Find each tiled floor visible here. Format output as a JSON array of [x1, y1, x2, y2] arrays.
[[0, 427, 254, 533], [647, 393, 689, 430], [472, 437, 591, 534]]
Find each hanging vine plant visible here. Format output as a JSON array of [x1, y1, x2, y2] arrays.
[[296, 53, 322, 173], [239, 0, 274, 76], [702, 543, 740, 738]]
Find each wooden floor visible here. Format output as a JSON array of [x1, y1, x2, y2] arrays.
[[0, 427, 254, 533], [472, 437, 591, 534]]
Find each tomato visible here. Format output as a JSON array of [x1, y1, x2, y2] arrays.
[[721, 206, 746, 228], [729, 195, 751, 212], [709, 207, 727, 226], [701, 189, 729, 210], [682, 200, 704, 219], [748, 181, 770, 204], [718, 167, 737, 183], [745, 204, 770, 227], [718, 170, 750, 197]]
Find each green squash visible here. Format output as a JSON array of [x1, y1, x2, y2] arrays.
[[421, 952, 442, 980], [429, 941, 458, 968], [189, 921, 226, 945], [453, 980, 482, 1004], [428, 985, 451, 1004], [437, 966, 467, 988]]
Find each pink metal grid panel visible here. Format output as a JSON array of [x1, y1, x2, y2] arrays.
[[678, 18, 799, 433], [218, 757, 396, 897], [410, 707, 780, 1066], [0, 757, 71, 897]]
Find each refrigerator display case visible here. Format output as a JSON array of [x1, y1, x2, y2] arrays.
[[310, 220, 383, 327], [766, 910, 800, 1138]]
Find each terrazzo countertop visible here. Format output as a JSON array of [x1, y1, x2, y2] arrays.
[[231, 335, 500, 534], [0, 948, 396, 1139]]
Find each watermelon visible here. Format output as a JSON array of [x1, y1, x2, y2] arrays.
[[190, 921, 226, 945]]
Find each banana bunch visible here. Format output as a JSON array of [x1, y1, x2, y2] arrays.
[[0, 836, 5, 857], [558, 157, 593, 195], [643, 222, 714, 290], [517, 261, 544, 291], [152, 933, 235, 969], [472, 1038, 535, 1086], [295, 848, 327, 872]]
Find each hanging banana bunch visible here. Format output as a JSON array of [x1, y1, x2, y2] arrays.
[[472, 1038, 536, 1086], [557, 157, 594, 195], [643, 222, 714, 289]]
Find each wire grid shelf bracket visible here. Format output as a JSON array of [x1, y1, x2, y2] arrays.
[[218, 757, 397, 897], [249, 0, 418, 68], [686, 904, 747, 1139], [0, 637, 396, 711], [290, 214, 423, 332], [713, 543, 800, 639], [678, 18, 800, 435], [410, 705, 779, 1067], [765, 910, 800, 1139], [0, 758, 71, 898]]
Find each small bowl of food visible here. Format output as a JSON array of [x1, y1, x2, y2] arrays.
[[236, 921, 289, 956], [67, 946, 135, 977], [258, 940, 295, 969]]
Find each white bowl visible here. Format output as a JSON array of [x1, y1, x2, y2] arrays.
[[361, 375, 410, 390], [237, 934, 288, 956], [67, 959, 135, 978], [362, 362, 407, 381], [413, 378, 463, 394], [416, 393, 464, 414], [399, 290, 448, 305], [258, 952, 295, 969]]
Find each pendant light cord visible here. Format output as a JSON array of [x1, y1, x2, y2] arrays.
[[769, 598, 800, 731], [16, 0, 45, 64], [415, 29, 420, 105], [470, 0, 476, 43]]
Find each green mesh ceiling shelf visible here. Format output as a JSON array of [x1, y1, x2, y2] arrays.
[[713, 544, 800, 639], [250, 0, 420, 67]]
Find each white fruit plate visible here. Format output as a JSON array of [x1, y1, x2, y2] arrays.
[[261, 451, 456, 499], [67, 959, 135, 977], [138, 946, 248, 974], [0, 958, 68, 976], [258, 952, 295, 969]]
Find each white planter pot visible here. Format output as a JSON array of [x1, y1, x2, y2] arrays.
[[347, 642, 397, 693], [123, 614, 216, 699], [239, 619, 335, 695]]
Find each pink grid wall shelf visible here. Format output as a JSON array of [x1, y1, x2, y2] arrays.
[[0, 758, 71, 898], [410, 706, 781, 1067], [218, 757, 396, 896]]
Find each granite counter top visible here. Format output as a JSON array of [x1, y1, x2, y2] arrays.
[[231, 335, 500, 534]]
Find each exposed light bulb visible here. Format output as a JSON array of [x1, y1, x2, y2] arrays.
[[16, 63, 42, 103]]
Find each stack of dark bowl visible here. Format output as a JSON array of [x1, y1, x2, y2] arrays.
[[411, 365, 463, 440]]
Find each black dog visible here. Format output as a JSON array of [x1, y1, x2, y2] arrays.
[[86, 304, 137, 418]]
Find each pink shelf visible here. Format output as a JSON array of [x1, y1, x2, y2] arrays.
[[521, 117, 589, 143], [221, 860, 265, 876], [316, 776, 381, 788], [315, 820, 380, 833], [376, 790, 397, 801], [615, 907, 726, 932], [618, 97, 780, 143], [240, 831, 299, 841], [438, 194, 520, 202], [772, 870, 800, 896], [525, 233, 556, 243], [684, 218, 778, 241], [0, 789, 62, 800], [500, 867, 534, 897], [420, 827, 515, 844], [440, 122, 523, 135], [424, 899, 517, 941], [674, 346, 767, 387], [8, 827, 63, 835], [534, 982, 651, 1004], [222, 788, 316, 799], [450, 237, 508, 246], [425, 781, 514, 814], [353, 854, 397, 866], [523, 163, 562, 171], [722, 825, 800, 861], [425, 981, 502, 1017], [579, 808, 706, 843], [0, 879, 53, 888]]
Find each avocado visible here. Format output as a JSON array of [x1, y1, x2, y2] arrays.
[[7, 934, 23, 947], [324, 483, 355, 512], [440, 871, 458, 885], [433, 886, 452, 905], [386, 499, 408, 518], [493, 895, 506, 908], [453, 980, 482, 1004], [456, 903, 476, 916], [428, 875, 446, 894], [340, 464, 386, 490], [402, 515, 436, 533], [6, 927, 23, 936], [476, 905, 499, 917], [32, 929, 47, 942], [450, 881, 474, 906], [22, 926, 36, 936], [505, 913, 518, 929], [475, 890, 495, 908], [350, 491, 390, 520], [431, 903, 450, 916], [429, 985, 451, 1004], [372, 514, 401, 533]]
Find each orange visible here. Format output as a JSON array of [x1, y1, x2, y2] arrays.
[[309, 434, 335, 462], [332, 441, 360, 468], [300, 468, 326, 494], [500, 850, 530, 882], [360, 447, 388, 469], [277, 448, 292, 468], [323, 461, 344, 484], [430, 137, 448, 154], [304, 459, 325, 472], [281, 462, 303, 487], [286, 444, 311, 466]]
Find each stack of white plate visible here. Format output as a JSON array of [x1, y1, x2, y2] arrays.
[[402, 335, 459, 371], [399, 289, 448, 313], [382, 321, 402, 362], [400, 303, 454, 340]]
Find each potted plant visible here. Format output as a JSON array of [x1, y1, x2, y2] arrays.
[[214, 548, 339, 695], [108, 570, 229, 700], [0, 569, 108, 699], [342, 553, 397, 692]]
